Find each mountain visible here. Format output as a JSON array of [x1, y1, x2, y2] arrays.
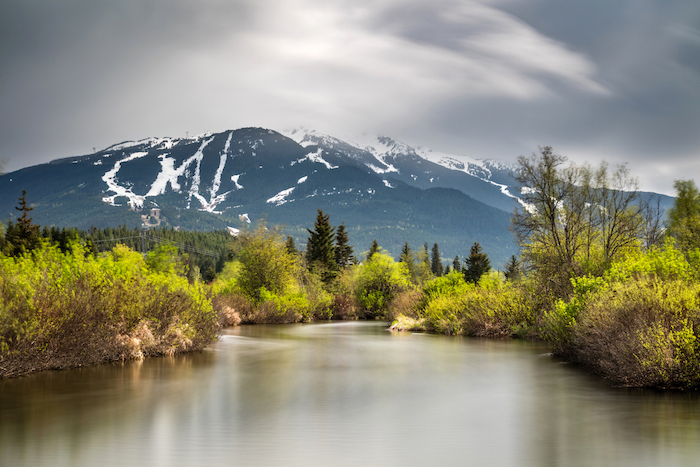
[[0, 127, 674, 267]]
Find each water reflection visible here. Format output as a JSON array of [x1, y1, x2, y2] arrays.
[[1, 322, 700, 466]]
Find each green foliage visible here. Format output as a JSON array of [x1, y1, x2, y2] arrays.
[[512, 148, 650, 295], [306, 209, 337, 280], [285, 236, 297, 256], [146, 243, 185, 275], [418, 270, 471, 310], [665, 180, 700, 252], [334, 223, 354, 268], [258, 288, 311, 323], [463, 242, 491, 284], [367, 239, 380, 261], [431, 243, 443, 277], [353, 251, 412, 318], [0, 242, 218, 376], [503, 255, 520, 281], [3, 191, 42, 257], [536, 240, 700, 387], [419, 278, 534, 337], [236, 225, 299, 301]]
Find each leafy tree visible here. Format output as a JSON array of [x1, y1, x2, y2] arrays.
[[367, 239, 380, 261], [503, 255, 521, 281], [353, 251, 411, 319], [3, 190, 41, 256], [237, 225, 299, 301], [334, 223, 354, 268], [306, 209, 337, 280], [666, 180, 700, 252], [512, 147, 648, 292], [464, 242, 491, 284], [431, 243, 443, 277]]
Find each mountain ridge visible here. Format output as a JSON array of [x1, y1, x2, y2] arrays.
[[0, 126, 674, 267]]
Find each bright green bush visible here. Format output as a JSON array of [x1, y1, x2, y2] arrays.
[[235, 226, 299, 301], [0, 242, 218, 377], [352, 252, 412, 318], [570, 277, 700, 387], [542, 241, 700, 387]]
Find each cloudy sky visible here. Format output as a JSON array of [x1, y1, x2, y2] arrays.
[[1, 0, 699, 195]]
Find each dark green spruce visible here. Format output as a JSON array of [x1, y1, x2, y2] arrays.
[[463, 242, 491, 284]]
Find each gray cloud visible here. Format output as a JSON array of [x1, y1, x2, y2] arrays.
[[1, 0, 699, 195]]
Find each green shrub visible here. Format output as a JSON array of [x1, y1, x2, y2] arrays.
[[0, 242, 219, 378], [570, 277, 700, 387], [352, 252, 412, 319]]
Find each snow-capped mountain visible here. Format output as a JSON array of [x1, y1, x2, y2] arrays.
[[0, 127, 521, 265], [282, 128, 520, 212]]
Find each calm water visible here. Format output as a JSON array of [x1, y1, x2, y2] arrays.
[[2, 321, 700, 466]]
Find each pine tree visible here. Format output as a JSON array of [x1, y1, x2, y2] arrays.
[[334, 224, 354, 268], [306, 209, 337, 279], [452, 255, 461, 272], [430, 243, 443, 277], [463, 242, 491, 284], [285, 236, 297, 256], [367, 239, 380, 261], [504, 255, 521, 281], [399, 241, 416, 278], [4, 190, 41, 256]]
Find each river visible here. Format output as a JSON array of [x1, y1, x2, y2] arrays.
[[2, 321, 700, 466]]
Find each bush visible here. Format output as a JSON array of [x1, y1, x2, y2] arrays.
[[543, 241, 700, 387], [352, 252, 412, 319], [0, 242, 219, 378], [571, 277, 700, 387]]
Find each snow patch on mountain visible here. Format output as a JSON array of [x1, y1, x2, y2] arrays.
[[383, 180, 395, 189], [239, 213, 251, 223], [267, 187, 295, 206], [106, 137, 179, 153], [298, 176, 308, 184], [232, 174, 243, 190], [146, 154, 181, 196], [291, 148, 338, 170], [186, 137, 215, 209], [101, 152, 150, 209], [209, 132, 233, 199]]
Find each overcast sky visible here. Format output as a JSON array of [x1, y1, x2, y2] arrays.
[[1, 0, 699, 195]]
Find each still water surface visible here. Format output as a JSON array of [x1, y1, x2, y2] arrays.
[[2, 321, 700, 466]]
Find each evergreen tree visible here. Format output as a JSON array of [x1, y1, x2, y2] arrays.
[[430, 243, 443, 277], [503, 255, 521, 281], [464, 242, 491, 284], [367, 239, 380, 261], [399, 241, 416, 279], [334, 224, 354, 268], [443, 263, 450, 275], [452, 255, 461, 272], [285, 236, 298, 256], [4, 191, 41, 256], [422, 243, 431, 271], [306, 209, 337, 280]]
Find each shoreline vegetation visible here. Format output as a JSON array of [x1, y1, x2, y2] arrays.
[[2, 150, 700, 389]]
